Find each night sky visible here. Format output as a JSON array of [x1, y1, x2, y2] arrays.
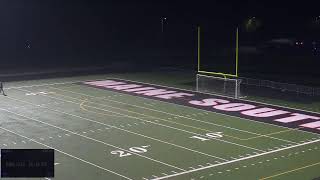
[[1, 1, 318, 43], [0, 0, 319, 72]]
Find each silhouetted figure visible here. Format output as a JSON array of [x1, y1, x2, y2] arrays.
[[0, 82, 7, 96]]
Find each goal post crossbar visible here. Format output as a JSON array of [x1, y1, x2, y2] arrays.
[[197, 26, 239, 78], [197, 70, 238, 78]]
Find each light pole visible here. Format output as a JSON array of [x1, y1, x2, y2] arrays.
[[161, 17, 167, 33]]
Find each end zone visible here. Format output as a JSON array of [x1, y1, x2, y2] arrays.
[[81, 79, 320, 134]]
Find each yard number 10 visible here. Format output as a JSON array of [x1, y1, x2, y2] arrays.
[[190, 132, 223, 142]]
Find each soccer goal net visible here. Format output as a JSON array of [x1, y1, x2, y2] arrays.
[[196, 74, 242, 99]]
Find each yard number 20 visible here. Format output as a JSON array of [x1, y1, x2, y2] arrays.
[[111, 145, 150, 158]]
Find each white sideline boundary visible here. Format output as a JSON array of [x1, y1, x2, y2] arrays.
[[151, 139, 320, 180], [5, 78, 106, 90]]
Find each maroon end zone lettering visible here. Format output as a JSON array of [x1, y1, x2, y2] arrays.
[[213, 103, 256, 112], [241, 108, 289, 118], [123, 87, 155, 92], [107, 84, 142, 90], [134, 89, 176, 96], [189, 99, 229, 106], [84, 80, 125, 87], [156, 93, 194, 100], [82, 79, 320, 134], [300, 121, 320, 129], [275, 113, 320, 123]]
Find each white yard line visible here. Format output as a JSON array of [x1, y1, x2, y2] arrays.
[[5, 78, 107, 90], [0, 107, 185, 172], [5, 95, 228, 161], [0, 127, 133, 180], [17, 88, 266, 153], [69, 78, 320, 137], [6, 77, 320, 115], [151, 139, 320, 180], [49, 86, 299, 144], [6, 77, 320, 138]]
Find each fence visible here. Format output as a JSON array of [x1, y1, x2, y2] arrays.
[[240, 77, 320, 96]]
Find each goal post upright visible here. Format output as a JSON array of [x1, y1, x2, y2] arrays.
[[235, 27, 239, 78], [196, 27, 242, 98], [197, 26, 201, 72]]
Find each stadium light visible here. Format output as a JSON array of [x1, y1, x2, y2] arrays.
[[161, 17, 167, 33]]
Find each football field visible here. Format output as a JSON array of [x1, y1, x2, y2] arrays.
[[1, 73, 320, 180]]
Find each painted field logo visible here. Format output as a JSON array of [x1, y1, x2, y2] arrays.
[[82, 79, 320, 134]]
